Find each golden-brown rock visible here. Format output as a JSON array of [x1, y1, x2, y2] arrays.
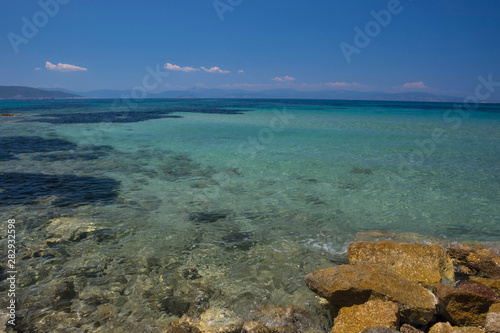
[[347, 241, 455, 286], [429, 322, 454, 333], [332, 300, 399, 333], [305, 263, 437, 325]]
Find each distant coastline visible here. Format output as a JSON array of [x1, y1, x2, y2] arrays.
[[0, 85, 469, 103]]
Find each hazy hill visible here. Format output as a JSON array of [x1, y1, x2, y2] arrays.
[[0, 86, 80, 99], [48, 87, 464, 102]]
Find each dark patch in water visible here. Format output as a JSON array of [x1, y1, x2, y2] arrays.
[[25, 106, 246, 125], [0, 172, 120, 206], [32, 145, 113, 162], [221, 231, 255, 251], [0, 136, 78, 161], [188, 212, 228, 223]]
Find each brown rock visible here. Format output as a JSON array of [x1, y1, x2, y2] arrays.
[[486, 303, 500, 333], [348, 241, 455, 287], [0, 113, 15, 117], [361, 328, 399, 333], [457, 281, 500, 300], [453, 327, 485, 333], [305, 263, 437, 325], [434, 283, 499, 326], [447, 244, 500, 279], [469, 277, 500, 295], [429, 322, 454, 333], [332, 300, 399, 333], [400, 324, 424, 333]]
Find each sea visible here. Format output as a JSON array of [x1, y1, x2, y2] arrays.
[[0, 98, 499, 332]]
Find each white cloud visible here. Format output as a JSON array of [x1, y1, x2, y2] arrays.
[[237, 70, 244, 74], [399, 81, 428, 89], [34, 67, 41, 71], [272, 76, 295, 82], [45, 61, 87, 72], [164, 62, 200, 72], [201, 66, 230, 74]]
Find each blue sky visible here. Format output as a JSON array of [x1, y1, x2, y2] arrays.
[[1, 0, 500, 100]]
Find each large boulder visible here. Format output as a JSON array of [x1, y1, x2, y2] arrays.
[[447, 244, 500, 279], [305, 263, 437, 325], [434, 283, 499, 326], [332, 300, 399, 333], [347, 241, 455, 287]]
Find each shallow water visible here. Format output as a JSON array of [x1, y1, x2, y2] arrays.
[[0, 99, 499, 331]]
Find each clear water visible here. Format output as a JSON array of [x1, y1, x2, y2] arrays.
[[1, 99, 499, 332]]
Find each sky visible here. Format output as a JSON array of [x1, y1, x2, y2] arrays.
[[1, 0, 500, 101]]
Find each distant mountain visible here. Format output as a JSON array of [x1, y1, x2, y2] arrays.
[[43, 86, 464, 102], [0, 86, 80, 99]]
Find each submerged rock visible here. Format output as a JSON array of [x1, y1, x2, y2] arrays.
[[434, 283, 498, 326], [305, 263, 437, 325], [332, 300, 399, 333], [347, 241, 455, 287], [162, 308, 243, 333]]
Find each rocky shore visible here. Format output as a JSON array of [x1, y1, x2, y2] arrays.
[[161, 238, 500, 333]]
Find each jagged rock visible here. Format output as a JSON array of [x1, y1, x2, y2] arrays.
[[457, 281, 500, 300], [447, 244, 500, 279], [469, 277, 500, 295], [332, 300, 399, 333], [347, 241, 455, 287], [305, 263, 437, 325], [486, 303, 500, 333], [400, 324, 424, 333], [434, 283, 499, 326]]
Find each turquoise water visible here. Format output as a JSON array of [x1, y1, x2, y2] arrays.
[[0, 99, 499, 331]]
